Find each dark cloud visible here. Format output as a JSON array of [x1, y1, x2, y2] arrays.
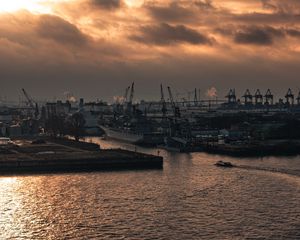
[[261, 0, 278, 12], [90, 0, 123, 9], [194, 0, 215, 10], [286, 28, 300, 37], [233, 12, 300, 25], [261, 0, 300, 14], [36, 15, 88, 46], [145, 2, 195, 22], [131, 23, 213, 45], [234, 26, 284, 45]]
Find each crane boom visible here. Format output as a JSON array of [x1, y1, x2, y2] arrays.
[[167, 86, 175, 108], [167, 86, 180, 118], [22, 88, 35, 108]]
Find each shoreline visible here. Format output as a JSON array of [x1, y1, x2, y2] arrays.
[[0, 137, 163, 175]]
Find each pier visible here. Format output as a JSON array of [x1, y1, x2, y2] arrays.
[[0, 138, 163, 174]]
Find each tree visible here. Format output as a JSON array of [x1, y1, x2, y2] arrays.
[[66, 112, 86, 141], [45, 114, 65, 137]]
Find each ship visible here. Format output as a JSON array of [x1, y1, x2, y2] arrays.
[[100, 126, 144, 144]]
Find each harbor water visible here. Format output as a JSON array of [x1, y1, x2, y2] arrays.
[[1, 138, 300, 239]]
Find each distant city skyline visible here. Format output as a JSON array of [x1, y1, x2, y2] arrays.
[[1, 0, 300, 101]]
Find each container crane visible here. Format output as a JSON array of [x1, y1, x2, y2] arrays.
[[285, 88, 294, 105], [264, 89, 273, 105], [226, 89, 236, 104], [254, 89, 263, 105], [297, 90, 300, 105], [242, 89, 253, 105]]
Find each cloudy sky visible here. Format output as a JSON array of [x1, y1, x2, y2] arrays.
[[1, 0, 300, 102]]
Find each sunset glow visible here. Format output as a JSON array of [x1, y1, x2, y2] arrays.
[[0, 0, 51, 13], [0, 0, 300, 100]]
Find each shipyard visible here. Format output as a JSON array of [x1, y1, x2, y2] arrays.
[[2, 1, 300, 239], [1, 85, 300, 168]]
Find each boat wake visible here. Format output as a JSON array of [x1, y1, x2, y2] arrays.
[[235, 165, 300, 177]]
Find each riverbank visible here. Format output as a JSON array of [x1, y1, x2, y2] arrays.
[[202, 139, 300, 157], [0, 138, 163, 174]]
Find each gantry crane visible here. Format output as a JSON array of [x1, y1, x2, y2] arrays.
[[242, 89, 253, 105], [285, 88, 294, 105], [226, 89, 236, 104], [254, 89, 263, 105]]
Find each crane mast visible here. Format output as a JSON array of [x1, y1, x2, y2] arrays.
[[129, 82, 134, 104], [161, 84, 167, 117], [123, 86, 130, 104], [167, 86, 180, 118], [126, 82, 135, 115]]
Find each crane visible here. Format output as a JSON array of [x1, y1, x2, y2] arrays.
[[126, 82, 135, 115], [242, 89, 253, 105], [123, 86, 130, 104], [22, 88, 39, 119], [160, 84, 167, 118], [285, 88, 294, 105], [264, 89, 273, 105], [129, 82, 134, 104], [167, 86, 180, 118], [297, 90, 300, 105], [254, 89, 263, 105], [22, 88, 35, 108], [226, 89, 236, 104], [194, 88, 198, 106]]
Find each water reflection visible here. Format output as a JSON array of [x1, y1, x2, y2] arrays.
[[0, 138, 299, 239]]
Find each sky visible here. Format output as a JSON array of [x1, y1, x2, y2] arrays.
[[0, 0, 300, 102]]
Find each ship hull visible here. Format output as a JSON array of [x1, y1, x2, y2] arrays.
[[100, 126, 144, 144]]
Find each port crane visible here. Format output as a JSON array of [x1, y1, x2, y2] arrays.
[[22, 88, 39, 118], [226, 89, 237, 104], [167, 86, 180, 118], [160, 84, 167, 118], [297, 90, 300, 105], [126, 82, 135, 114], [254, 89, 263, 105], [264, 89, 273, 105], [129, 82, 134, 104], [285, 88, 294, 105], [22, 88, 35, 109], [194, 88, 198, 106], [123, 86, 130, 104], [242, 89, 253, 105]]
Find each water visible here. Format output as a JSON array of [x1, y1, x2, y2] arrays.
[[1, 138, 300, 240]]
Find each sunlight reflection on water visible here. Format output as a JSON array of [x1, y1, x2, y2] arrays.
[[0, 138, 300, 239]]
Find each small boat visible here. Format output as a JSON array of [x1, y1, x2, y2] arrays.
[[215, 160, 234, 168]]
